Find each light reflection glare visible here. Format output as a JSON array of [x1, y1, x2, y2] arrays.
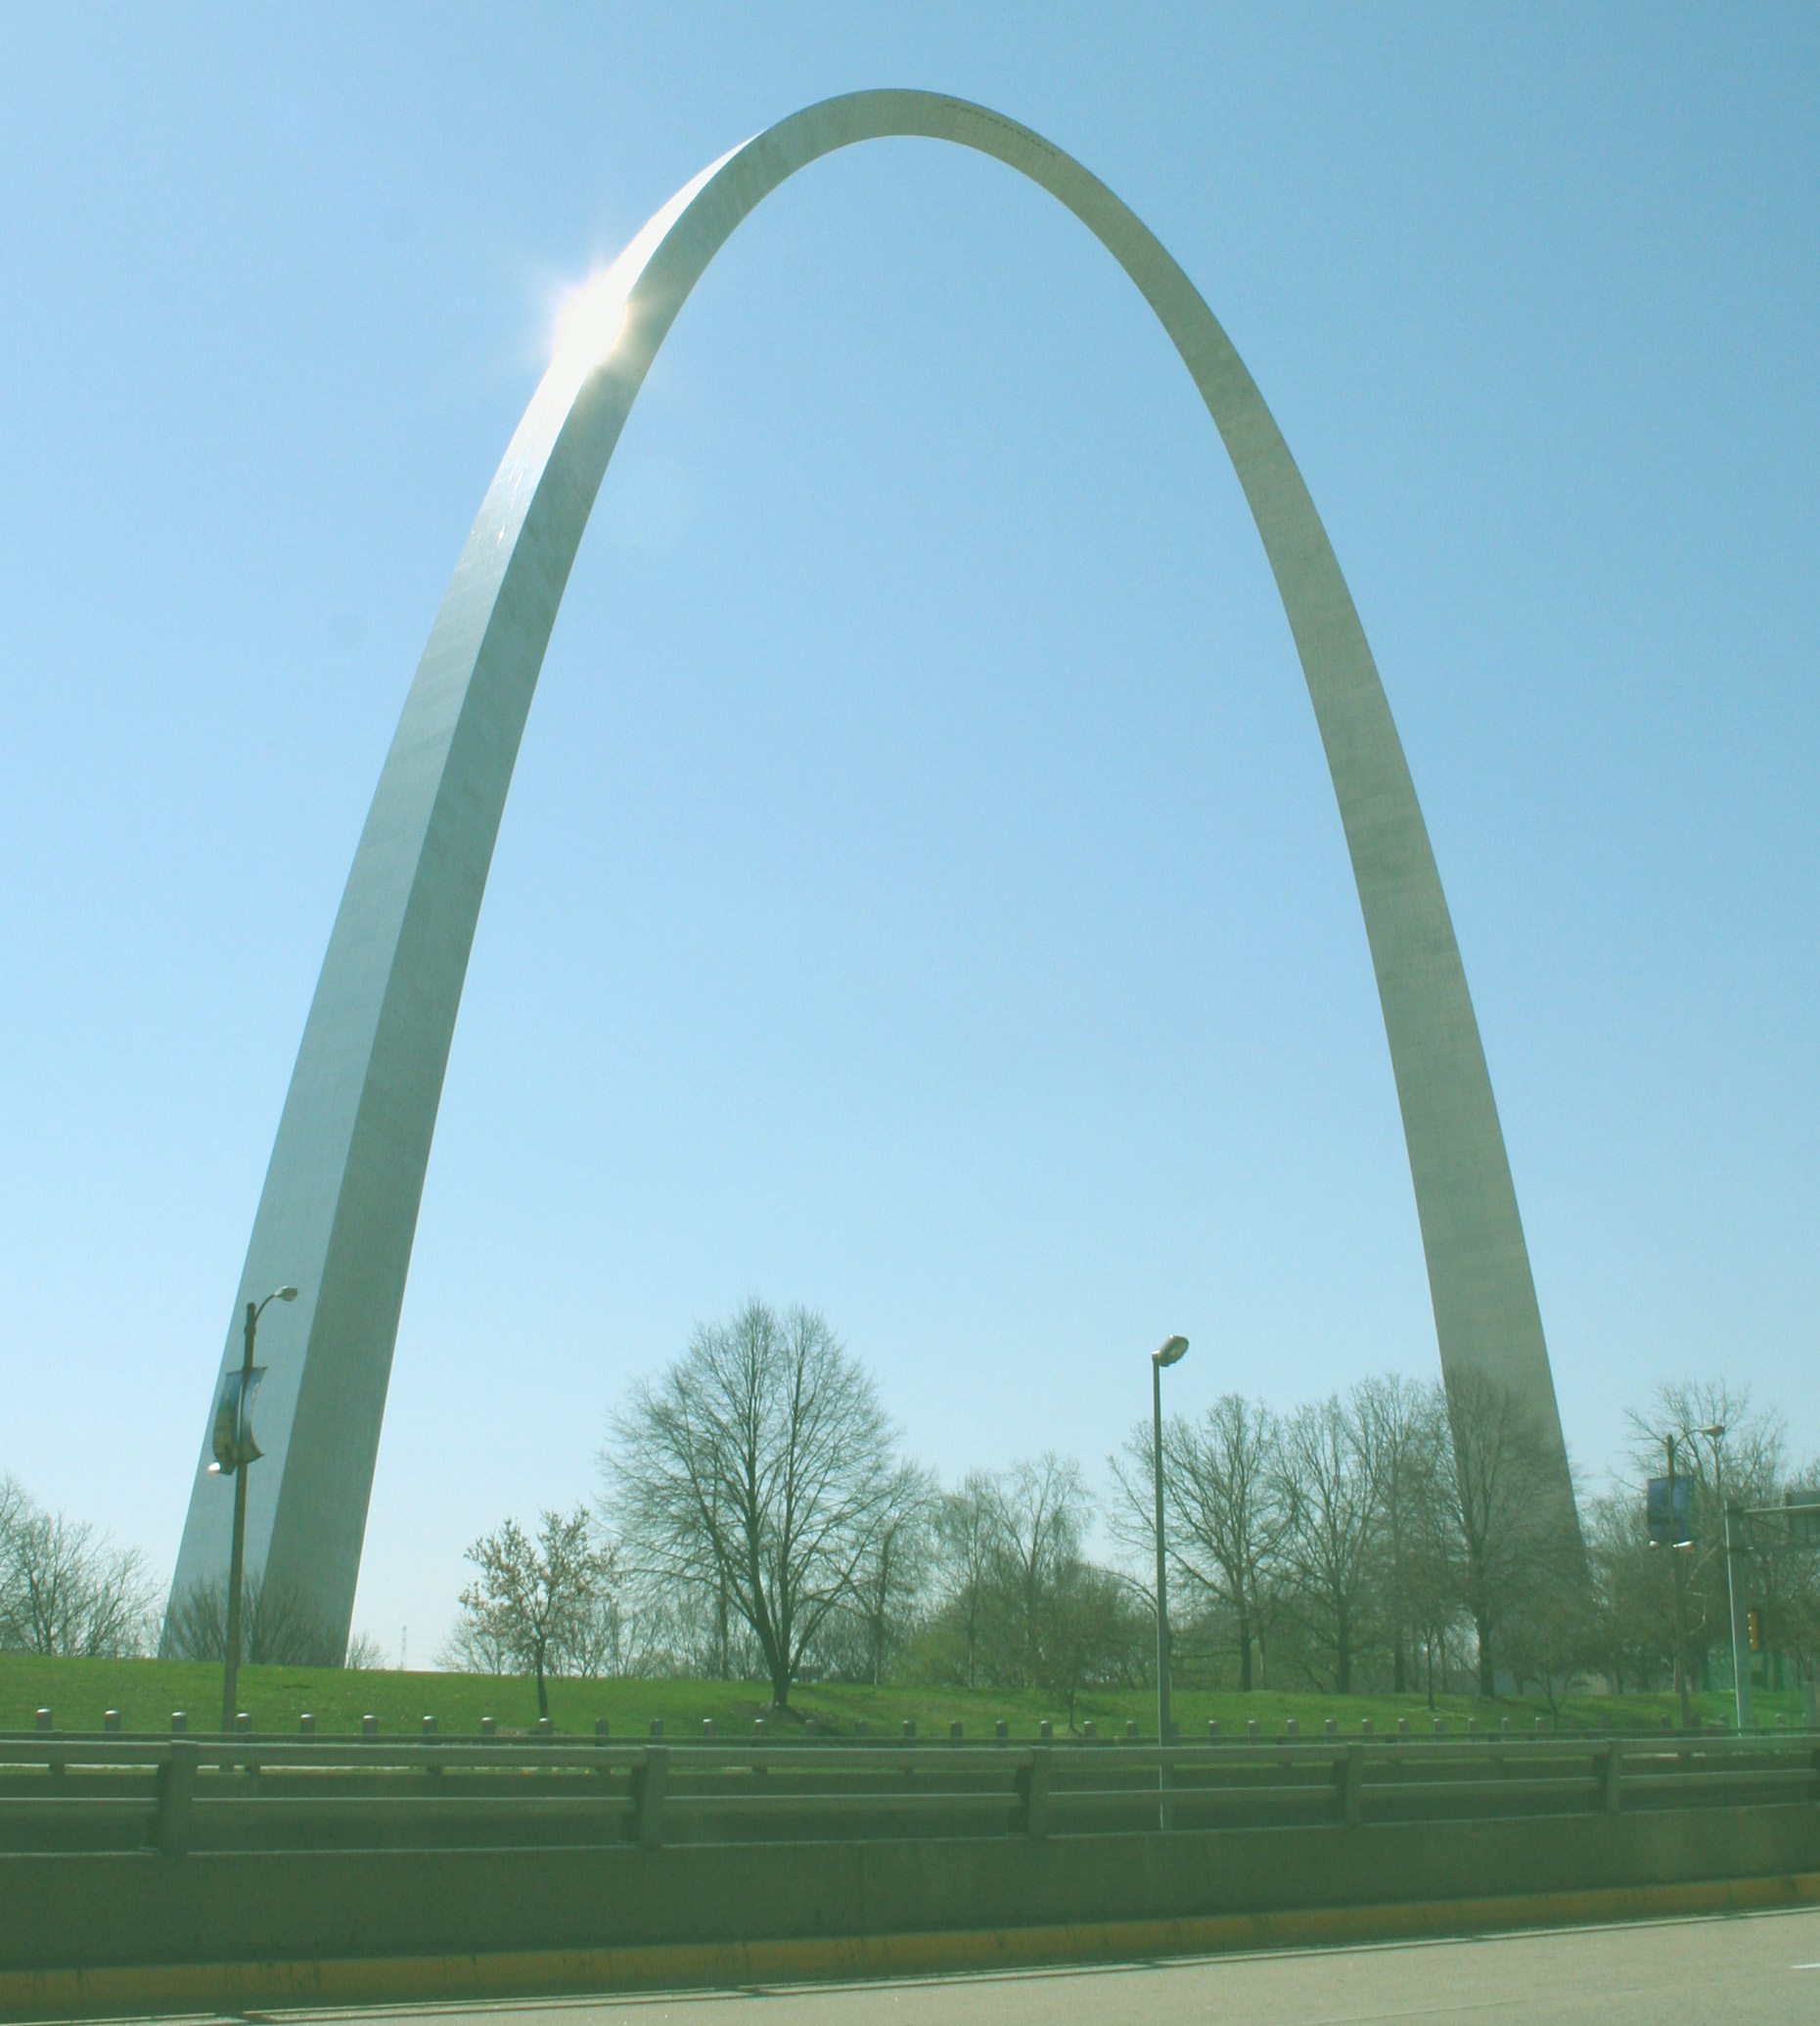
[[550, 269, 631, 375]]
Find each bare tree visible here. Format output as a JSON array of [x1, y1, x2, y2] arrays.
[[843, 1462, 936, 1687], [451, 1508, 615, 1718], [344, 1630, 389, 1671], [1444, 1369, 1580, 1697], [1273, 1391, 1385, 1693], [1355, 1375, 1456, 1693], [988, 1453, 1090, 1690], [933, 1472, 1003, 1688], [1112, 1395, 1286, 1691], [0, 1477, 160, 1658], [162, 1569, 342, 1667], [605, 1300, 898, 1711]]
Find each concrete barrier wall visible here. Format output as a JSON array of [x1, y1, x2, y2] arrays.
[[4, 1804, 1817, 1972]]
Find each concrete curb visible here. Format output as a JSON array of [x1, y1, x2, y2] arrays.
[[4, 1870, 1819, 2020]]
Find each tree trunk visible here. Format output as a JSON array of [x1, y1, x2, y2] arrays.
[[770, 1659, 791, 1711], [1476, 1614, 1495, 1698], [1393, 1631, 1406, 1694], [534, 1649, 549, 1720], [1238, 1613, 1252, 1691]]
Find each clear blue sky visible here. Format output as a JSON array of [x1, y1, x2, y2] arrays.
[[2, 5, 1813, 1659]]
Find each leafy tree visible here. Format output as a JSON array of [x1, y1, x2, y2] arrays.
[[453, 1508, 614, 1718]]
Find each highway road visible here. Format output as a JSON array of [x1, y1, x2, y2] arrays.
[[220, 1906, 1820, 2025]]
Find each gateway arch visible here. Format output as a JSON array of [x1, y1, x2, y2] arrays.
[[168, 90, 1575, 1657]]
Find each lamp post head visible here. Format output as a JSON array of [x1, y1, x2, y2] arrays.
[[1154, 1335, 1189, 1368], [276, 1286, 298, 1302], [1698, 1422, 1725, 1442]]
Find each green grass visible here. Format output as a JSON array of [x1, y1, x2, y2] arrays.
[[2, 1653, 1804, 1738]]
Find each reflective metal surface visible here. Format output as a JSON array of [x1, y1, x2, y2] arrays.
[[166, 91, 1575, 1657]]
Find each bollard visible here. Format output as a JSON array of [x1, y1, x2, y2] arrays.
[[1397, 1718, 1409, 1737], [423, 1714, 438, 1735], [804, 1718, 818, 1740], [1017, 1748, 1052, 1837], [154, 1742, 198, 1858], [1503, 1718, 1513, 1736], [1208, 1718, 1221, 1740], [481, 1715, 497, 1739], [1126, 1719, 1140, 1741], [170, 1712, 188, 1734], [1285, 1718, 1298, 1738], [235, 1712, 252, 1734], [595, 1717, 611, 1739], [1340, 1744, 1365, 1827], [950, 1721, 964, 1742], [902, 1720, 916, 1740], [994, 1719, 1009, 1742], [1360, 1718, 1374, 1736], [1468, 1718, 1479, 1736], [1083, 1720, 1097, 1739], [362, 1714, 379, 1737], [703, 1718, 716, 1738], [1248, 1719, 1261, 1739], [104, 1710, 121, 1733], [1602, 1739, 1624, 1815], [299, 1713, 315, 1733], [538, 1716, 554, 1737], [753, 1717, 767, 1740], [854, 1721, 869, 1737], [633, 1746, 668, 1848], [1324, 1718, 1337, 1739], [36, 1709, 52, 1731], [649, 1718, 663, 1739], [1534, 1716, 1546, 1735], [1433, 1718, 1445, 1736]]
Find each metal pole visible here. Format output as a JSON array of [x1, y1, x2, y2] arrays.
[[1725, 1502, 1752, 1734], [220, 1300, 256, 1733], [1154, 1356, 1169, 1744], [1668, 1435, 1693, 1730], [1148, 1334, 1187, 1830]]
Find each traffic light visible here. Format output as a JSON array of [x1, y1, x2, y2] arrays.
[[1747, 1609, 1763, 1654]]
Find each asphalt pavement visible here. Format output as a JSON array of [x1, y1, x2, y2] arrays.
[[186, 1906, 1820, 2026]]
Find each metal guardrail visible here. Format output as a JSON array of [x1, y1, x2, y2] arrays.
[[3, 1727, 1815, 1857]]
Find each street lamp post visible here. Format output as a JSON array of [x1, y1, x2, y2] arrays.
[[1699, 1422, 1752, 1734], [1152, 1333, 1188, 1829], [214, 1286, 296, 1732], [1666, 1434, 1693, 1730]]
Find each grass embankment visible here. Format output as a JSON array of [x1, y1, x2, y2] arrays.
[[1, 1654, 1799, 1737]]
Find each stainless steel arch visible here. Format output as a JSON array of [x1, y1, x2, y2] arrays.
[[168, 90, 1574, 1656]]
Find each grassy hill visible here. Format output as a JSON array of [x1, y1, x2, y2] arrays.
[[2, 1652, 1796, 1738]]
